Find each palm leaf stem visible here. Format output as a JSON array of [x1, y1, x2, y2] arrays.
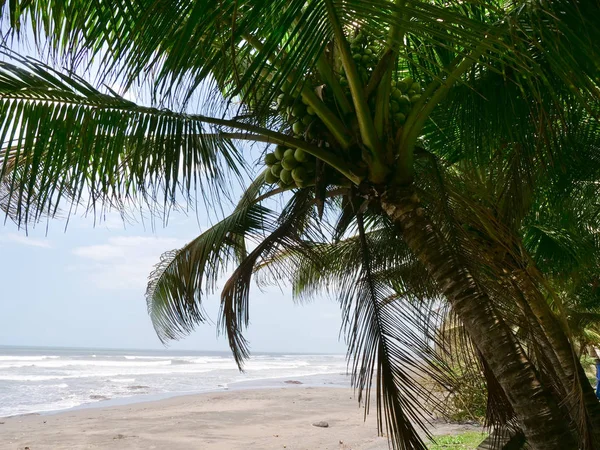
[[323, 0, 385, 179], [316, 54, 354, 115], [374, 0, 407, 137], [243, 33, 353, 149], [206, 131, 360, 184]]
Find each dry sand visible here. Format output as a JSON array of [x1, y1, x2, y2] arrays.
[[0, 387, 482, 450]]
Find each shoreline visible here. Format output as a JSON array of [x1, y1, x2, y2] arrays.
[[0, 386, 483, 450], [2, 372, 350, 419]]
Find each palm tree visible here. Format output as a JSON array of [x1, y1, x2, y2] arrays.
[[1, 1, 600, 449]]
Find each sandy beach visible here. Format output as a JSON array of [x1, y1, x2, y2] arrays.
[[0, 387, 482, 450]]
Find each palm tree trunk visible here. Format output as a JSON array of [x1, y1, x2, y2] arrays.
[[381, 188, 577, 450]]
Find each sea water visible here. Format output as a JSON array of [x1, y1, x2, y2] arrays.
[[0, 345, 348, 417]]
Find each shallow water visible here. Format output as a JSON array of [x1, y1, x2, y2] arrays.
[[0, 345, 348, 417]]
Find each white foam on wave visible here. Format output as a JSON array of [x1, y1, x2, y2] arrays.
[[0, 350, 348, 417], [109, 378, 136, 383], [0, 355, 60, 361]]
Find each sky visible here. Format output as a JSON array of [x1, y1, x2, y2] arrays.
[[0, 192, 348, 354], [0, 22, 349, 355]]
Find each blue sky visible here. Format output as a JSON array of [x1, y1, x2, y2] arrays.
[[0, 25, 348, 355], [0, 201, 348, 354]]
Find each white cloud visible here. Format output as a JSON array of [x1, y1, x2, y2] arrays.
[[72, 236, 187, 290], [0, 233, 52, 248]]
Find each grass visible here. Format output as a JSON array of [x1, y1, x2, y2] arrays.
[[428, 432, 487, 449]]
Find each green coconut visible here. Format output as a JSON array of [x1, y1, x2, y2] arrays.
[[410, 82, 421, 92], [364, 48, 373, 56], [410, 94, 421, 103], [274, 146, 285, 160], [407, 89, 416, 96], [398, 95, 411, 106], [281, 155, 298, 170], [292, 104, 306, 117], [401, 76, 414, 87], [394, 113, 407, 124], [276, 94, 286, 108], [271, 163, 283, 177], [306, 106, 315, 116], [292, 121, 305, 135], [280, 168, 293, 185], [264, 153, 277, 166], [391, 88, 403, 101], [362, 54, 371, 64], [294, 149, 307, 162], [396, 80, 408, 92], [390, 101, 400, 113], [264, 170, 278, 184], [292, 166, 308, 183], [302, 115, 313, 126], [284, 148, 295, 159], [352, 53, 362, 62]]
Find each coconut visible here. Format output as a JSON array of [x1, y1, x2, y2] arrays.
[[274, 146, 285, 160], [307, 106, 315, 115], [294, 149, 307, 162], [398, 95, 411, 106], [284, 148, 295, 159], [292, 104, 306, 117], [264, 153, 277, 166], [281, 155, 298, 170], [292, 166, 308, 183], [390, 101, 400, 113], [394, 113, 407, 124], [410, 94, 421, 103], [401, 76, 414, 87], [302, 115, 312, 126], [362, 54, 371, 64], [292, 121, 305, 135], [364, 48, 373, 56], [396, 80, 408, 92], [271, 162, 283, 176], [280, 168, 293, 185], [264, 170, 278, 184], [391, 88, 403, 101]]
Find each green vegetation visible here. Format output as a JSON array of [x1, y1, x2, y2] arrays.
[[428, 432, 487, 450], [1, 1, 600, 449]]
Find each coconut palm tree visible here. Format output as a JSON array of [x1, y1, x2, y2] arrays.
[[1, 1, 600, 449]]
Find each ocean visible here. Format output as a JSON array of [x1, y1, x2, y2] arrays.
[[0, 345, 349, 417]]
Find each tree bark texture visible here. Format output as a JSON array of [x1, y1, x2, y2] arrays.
[[381, 188, 577, 450]]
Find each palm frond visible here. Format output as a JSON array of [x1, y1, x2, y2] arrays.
[[0, 52, 245, 225], [219, 188, 324, 367]]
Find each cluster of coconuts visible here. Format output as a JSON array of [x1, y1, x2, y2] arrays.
[[340, 32, 425, 127], [264, 30, 426, 190], [276, 82, 319, 139], [389, 77, 423, 126], [264, 145, 316, 188]]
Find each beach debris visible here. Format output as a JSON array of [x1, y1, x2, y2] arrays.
[[0, 421, 4, 424], [312, 421, 329, 428], [284, 380, 303, 385]]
